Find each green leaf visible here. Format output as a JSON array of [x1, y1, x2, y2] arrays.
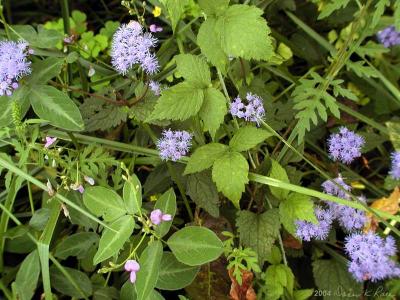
[[0, 86, 30, 127], [318, 0, 351, 20], [135, 240, 163, 300], [293, 289, 314, 300], [50, 265, 93, 298], [123, 174, 142, 215], [216, 5, 274, 61], [269, 160, 290, 200], [154, 188, 177, 238], [93, 215, 135, 264], [186, 171, 220, 217], [27, 57, 64, 85], [197, 18, 228, 71], [83, 186, 126, 222], [236, 209, 281, 263], [229, 126, 271, 152], [313, 259, 363, 300], [36, 25, 64, 48], [199, 87, 227, 137], [54, 232, 99, 259], [386, 122, 400, 150], [167, 226, 224, 266], [184, 143, 228, 174], [371, 0, 390, 28], [156, 252, 200, 290], [175, 54, 211, 88], [395, 1, 400, 31], [279, 193, 317, 235], [29, 85, 84, 131], [15, 250, 40, 300], [264, 264, 294, 300], [163, 0, 189, 32], [150, 82, 204, 121], [265, 245, 282, 265], [198, 0, 230, 16], [212, 151, 249, 207]]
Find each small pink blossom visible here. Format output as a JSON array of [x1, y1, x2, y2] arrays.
[[150, 209, 172, 225], [44, 137, 57, 148], [149, 24, 163, 33], [84, 175, 95, 185], [125, 260, 140, 283], [71, 183, 85, 194]]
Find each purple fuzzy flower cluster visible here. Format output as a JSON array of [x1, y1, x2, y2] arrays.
[[389, 151, 400, 180], [0, 40, 31, 96], [148, 80, 162, 96], [377, 26, 400, 48], [322, 176, 367, 232], [111, 22, 159, 75], [345, 232, 400, 282], [295, 206, 333, 241], [327, 127, 364, 164], [156, 129, 192, 161], [230, 93, 265, 125]]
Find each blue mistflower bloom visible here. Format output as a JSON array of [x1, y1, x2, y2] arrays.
[[0, 40, 31, 96], [156, 129, 192, 161], [111, 22, 159, 75], [230, 92, 265, 125], [377, 26, 400, 48], [295, 206, 333, 241], [345, 232, 400, 282], [327, 127, 364, 164], [389, 151, 400, 180]]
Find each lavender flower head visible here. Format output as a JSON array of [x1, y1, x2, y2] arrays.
[[230, 93, 265, 125], [111, 22, 159, 75], [321, 175, 352, 200], [389, 151, 400, 180], [148, 80, 162, 96], [377, 26, 400, 48], [150, 209, 172, 225], [124, 260, 140, 283], [0, 40, 31, 96], [327, 127, 364, 164], [295, 206, 333, 241], [345, 232, 400, 282], [156, 129, 192, 161]]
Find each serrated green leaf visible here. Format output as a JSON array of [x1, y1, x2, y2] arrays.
[[371, 0, 390, 29], [184, 143, 228, 174], [167, 226, 223, 266], [199, 87, 227, 137], [135, 241, 163, 300], [212, 151, 249, 207], [83, 186, 126, 222], [229, 126, 271, 152], [175, 54, 211, 87], [123, 174, 142, 215], [237, 209, 280, 263], [216, 5, 274, 61], [156, 252, 200, 290], [54, 232, 99, 260], [198, 0, 230, 16], [279, 193, 316, 235], [163, 0, 189, 32], [313, 259, 362, 300], [197, 18, 228, 71], [186, 171, 220, 217], [150, 82, 204, 121], [154, 188, 176, 238], [93, 215, 135, 264], [318, 0, 351, 20], [30, 85, 84, 131], [15, 250, 40, 300], [264, 264, 294, 300], [269, 160, 290, 200]]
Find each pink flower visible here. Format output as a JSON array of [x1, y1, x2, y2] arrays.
[[71, 183, 85, 194], [149, 24, 163, 33], [150, 209, 172, 225], [44, 137, 57, 148], [125, 260, 140, 283]]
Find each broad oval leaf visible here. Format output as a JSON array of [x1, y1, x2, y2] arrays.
[[29, 85, 84, 131], [0, 86, 30, 127], [93, 215, 135, 264], [167, 226, 223, 266], [54, 232, 99, 260], [123, 174, 142, 214], [27, 57, 64, 85], [184, 143, 228, 175], [175, 54, 211, 88], [83, 186, 126, 222], [154, 188, 176, 238], [50, 265, 93, 299], [135, 240, 163, 300], [229, 126, 272, 152], [156, 252, 199, 290], [15, 250, 40, 300]]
